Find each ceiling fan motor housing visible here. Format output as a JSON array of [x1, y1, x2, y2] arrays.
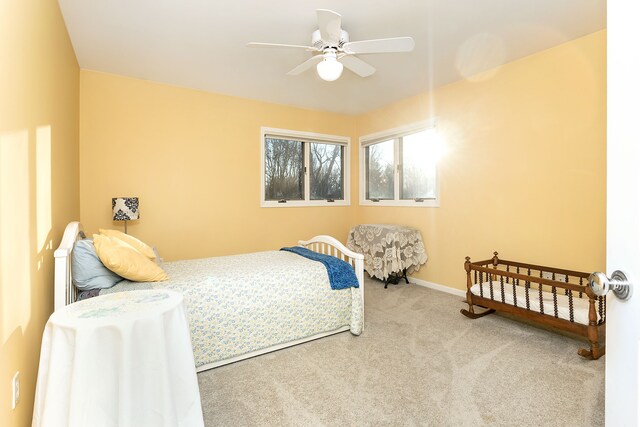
[[312, 29, 349, 50]]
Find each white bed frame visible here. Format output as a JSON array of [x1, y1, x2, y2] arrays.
[[54, 222, 365, 371]]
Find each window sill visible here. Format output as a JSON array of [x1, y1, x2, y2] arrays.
[[359, 199, 439, 207], [261, 200, 351, 208]]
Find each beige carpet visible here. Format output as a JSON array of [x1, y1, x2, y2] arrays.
[[197, 277, 604, 426]]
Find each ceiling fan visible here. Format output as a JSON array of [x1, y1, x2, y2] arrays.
[[247, 9, 415, 82]]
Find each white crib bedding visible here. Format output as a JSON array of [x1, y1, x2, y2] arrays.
[[100, 250, 363, 369], [470, 282, 602, 325]]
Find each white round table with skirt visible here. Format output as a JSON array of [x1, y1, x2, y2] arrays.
[[32, 289, 204, 427]]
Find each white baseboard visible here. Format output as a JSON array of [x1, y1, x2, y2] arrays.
[[408, 277, 467, 298]]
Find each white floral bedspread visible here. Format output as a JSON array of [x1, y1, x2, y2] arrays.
[[101, 250, 362, 368]]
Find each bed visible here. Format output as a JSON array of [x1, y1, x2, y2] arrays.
[[461, 252, 605, 359], [54, 222, 364, 372]]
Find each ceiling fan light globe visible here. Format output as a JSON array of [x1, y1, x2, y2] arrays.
[[317, 58, 343, 81]]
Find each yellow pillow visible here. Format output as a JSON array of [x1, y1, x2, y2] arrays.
[[93, 234, 167, 282], [99, 229, 156, 261]]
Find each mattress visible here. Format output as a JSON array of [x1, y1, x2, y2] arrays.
[[470, 282, 602, 326], [100, 250, 363, 368]]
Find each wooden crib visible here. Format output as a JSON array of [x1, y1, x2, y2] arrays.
[[461, 252, 605, 359]]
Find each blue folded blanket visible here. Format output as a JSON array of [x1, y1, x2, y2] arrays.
[[281, 246, 359, 290]]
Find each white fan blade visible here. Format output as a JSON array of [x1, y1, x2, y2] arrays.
[[340, 55, 376, 77], [342, 37, 415, 54], [287, 55, 323, 75], [317, 9, 342, 44], [247, 42, 317, 51]]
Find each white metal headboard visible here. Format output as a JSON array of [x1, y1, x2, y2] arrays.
[[53, 221, 84, 311]]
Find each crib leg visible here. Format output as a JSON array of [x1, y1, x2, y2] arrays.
[[460, 306, 495, 319], [578, 343, 605, 360], [579, 304, 605, 359]]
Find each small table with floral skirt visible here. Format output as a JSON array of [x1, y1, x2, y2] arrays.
[[347, 224, 428, 288]]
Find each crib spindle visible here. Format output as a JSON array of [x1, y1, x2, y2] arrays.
[[512, 279, 517, 307], [538, 271, 544, 314], [525, 281, 531, 310], [552, 287, 558, 318], [568, 290, 575, 322], [479, 271, 484, 298], [515, 267, 520, 306], [500, 275, 505, 303], [598, 296, 605, 324], [489, 275, 494, 301], [579, 277, 584, 298]]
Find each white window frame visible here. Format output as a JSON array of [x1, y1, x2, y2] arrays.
[[359, 119, 440, 207], [261, 127, 351, 208]]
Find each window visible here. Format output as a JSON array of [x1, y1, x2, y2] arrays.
[[360, 121, 441, 207], [261, 127, 350, 207], [264, 138, 304, 201], [365, 139, 394, 200]]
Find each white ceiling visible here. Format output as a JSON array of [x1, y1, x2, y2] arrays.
[[58, 0, 605, 115]]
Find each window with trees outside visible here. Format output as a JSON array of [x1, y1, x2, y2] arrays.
[[261, 128, 350, 207], [360, 121, 442, 207]]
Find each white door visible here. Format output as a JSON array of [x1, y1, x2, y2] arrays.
[[605, 1, 640, 425]]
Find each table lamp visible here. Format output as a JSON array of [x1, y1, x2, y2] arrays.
[[112, 197, 139, 234]]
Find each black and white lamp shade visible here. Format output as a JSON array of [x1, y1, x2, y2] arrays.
[[112, 197, 140, 221]]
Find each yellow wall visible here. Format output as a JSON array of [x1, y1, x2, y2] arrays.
[[355, 30, 606, 290], [0, 0, 80, 425], [79, 71, 357, 261]]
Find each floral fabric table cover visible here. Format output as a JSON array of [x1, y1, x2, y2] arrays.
[[347, 224, 428, 281]]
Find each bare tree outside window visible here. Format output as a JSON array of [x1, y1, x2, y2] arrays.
[[310, 143, 344, 200], [264, 138, 304, 200], [262, 129, 350, 206], [365, 140, 394, 200], [363, 127, 440, 204]]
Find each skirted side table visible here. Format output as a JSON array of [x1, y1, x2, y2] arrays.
[[347, 224, 428, 288], [33, 289, 204, 427]]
